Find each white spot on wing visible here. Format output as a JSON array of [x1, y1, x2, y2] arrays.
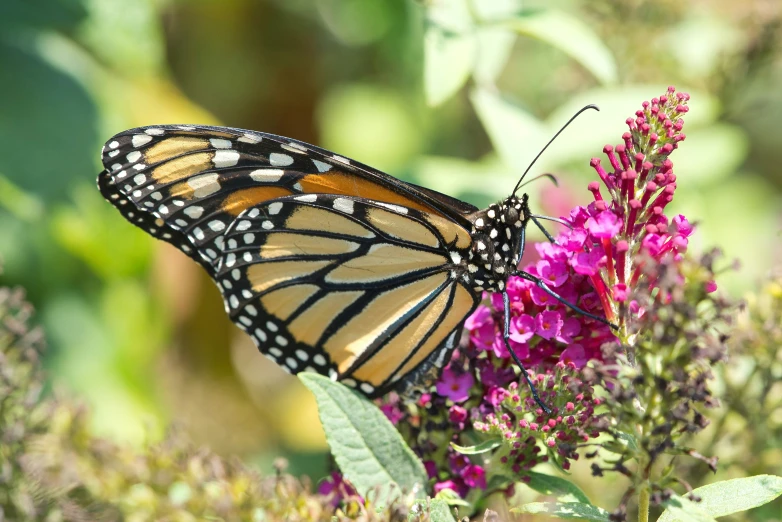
[[210, 138, 232, 149], [250, 169, 284, 182], [145, 128, 165, 136], [268, 202, 283, 215], [132, 135, 153, 147], [126, 151, 142, 163], [294, 194, 317, 202], [312, 159, 331, 172], [188, 173, 221, 198], [269, 153, 294, 166], [375, 202, 408, 214], [184, 206, 204, 219], [238, 133, 261, 144], [213, 150, 240, 167], [333, 198, 354, 214]]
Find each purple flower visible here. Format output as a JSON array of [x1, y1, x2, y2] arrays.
[[449, 405, 468, 429], [318, 472, 358, 507], [705, 280, 718, 293], [555, 317, 581, 344], [509, 314, 536, 343], [537, 260, 569, 287], [612, 283, 628, 302], [486, 385, 509, 407], [673, 214, 693, 236], [570, 250, 605, 276], [586, 210, 622, 238], [462, 464, 487, 489], [380, 402, 404, 424], [434, 479, 468, 497], [424, 460, 439, 479], [559, 343, 588, 368], [436, 368, 474, 402], [535, 310, 563, 340]]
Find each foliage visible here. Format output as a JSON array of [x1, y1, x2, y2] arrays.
[[0, 284, 435, 521], [1, 0, 781, 521]]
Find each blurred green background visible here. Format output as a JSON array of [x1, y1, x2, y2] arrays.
[[1, 0, 780, 495]]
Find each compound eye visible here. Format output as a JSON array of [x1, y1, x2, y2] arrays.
[[505, 207, 519, 223]]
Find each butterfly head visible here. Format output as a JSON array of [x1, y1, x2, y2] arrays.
[[466, 194, 530, 293]]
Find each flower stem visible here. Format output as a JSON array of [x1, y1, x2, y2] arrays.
[[638, 487, 650, 522]]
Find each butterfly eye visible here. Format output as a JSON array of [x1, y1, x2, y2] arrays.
[[505, 207, 519, 224]]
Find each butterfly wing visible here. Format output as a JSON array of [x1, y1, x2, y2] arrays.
[[98, 125, 479, 395], [218, 194, 478, 396]]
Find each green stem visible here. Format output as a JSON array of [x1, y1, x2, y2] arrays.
[[638, 487, 650, 522]]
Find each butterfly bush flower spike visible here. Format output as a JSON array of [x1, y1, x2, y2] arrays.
[[586, 86, 691, 338], [379, 87, 709, 504]]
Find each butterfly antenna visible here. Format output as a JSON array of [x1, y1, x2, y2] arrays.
[[517, 172, 559, 190], [512, 104, 600, 195]]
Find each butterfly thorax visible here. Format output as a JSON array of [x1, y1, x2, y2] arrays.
[[465, 194, 530, 293]]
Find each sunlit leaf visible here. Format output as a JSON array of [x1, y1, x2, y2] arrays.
[[299, 373, 427, 502], [470, 87, 548, 172], [657, 494, 718, 522], [524, 471, 592, 504], [503, 9, 617, 85], [451, 438, 502, 454], [512, 501, 612, 521], [409, 498, 457, 522], [473, 28, 516, 85], [0, 38, 98, 202], [424, 26, 477, 107], [658, 476, 782, 522]]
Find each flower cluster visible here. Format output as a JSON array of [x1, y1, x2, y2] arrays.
[[377, 88, 705, 506], [585, 86, 694, 331], [584, 250, 732, 518]]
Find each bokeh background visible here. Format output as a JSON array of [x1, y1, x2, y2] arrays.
[[1, 0, 781, 506]]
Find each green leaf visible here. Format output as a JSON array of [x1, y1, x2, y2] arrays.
[[657, 494, 717, 522], [451, 438, 503, 455], [0, 37, 98, 203], [512, 502, 612, 521], [469, 87, 548, 172], [409, 498, 457, 522], [524, 471, 592, 504], [424, 26, 477, 107], [434, 488, 471, 508], [657, 476, 782, 522], [299, 373, 427, 502], [473, 27, 516, 85], [503, 9, 617, 85]]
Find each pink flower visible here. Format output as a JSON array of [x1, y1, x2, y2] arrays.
[[537, 260, 569, 287], [509, 314, 536, 343], [705, 280, 717, 293], [436, 368, 474, 402], [462, 465, 487, 489], [586, 210, 622, 238], [673, 214, 693, 236], [570, 250, 605, 275], [536, 310, 563, 340], [434, 479, 467, 497], [612, 283, 628, 302], [559, 344, 588, 368], [449, 405, 468, 429], [555, 317, 581, 344], [380, 403, 404, 424]]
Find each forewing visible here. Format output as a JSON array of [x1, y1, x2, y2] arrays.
[[97, 125, 475, 276]]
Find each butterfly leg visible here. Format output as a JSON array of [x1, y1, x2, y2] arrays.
[[530, 216, 557, 244], [502, 290, 551, 414], [514, 270, 618, 329]]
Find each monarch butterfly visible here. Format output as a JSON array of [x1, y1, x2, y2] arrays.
[[97, 106, 608, 412]]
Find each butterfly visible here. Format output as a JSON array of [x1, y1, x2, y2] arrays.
[[97, 108, 606, 411]]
